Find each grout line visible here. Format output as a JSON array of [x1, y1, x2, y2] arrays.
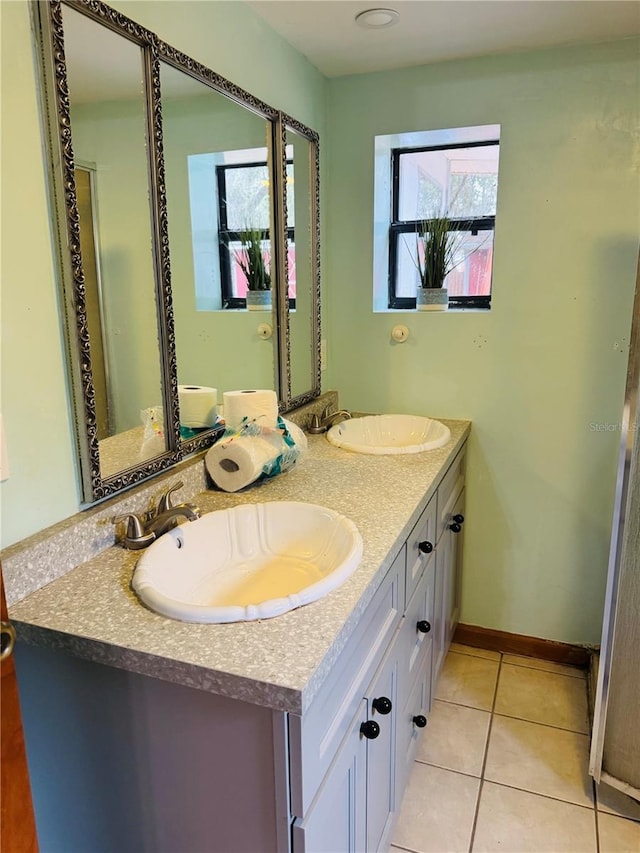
[[479, 779, 596, 812], [467, 652, 503, 852], [500, 660, 588, 682], [500, 658, 586, 679], [414, 757, 482, 781], [434, 697, 493, 713], [492, 710, 591, 737], [593, 778, 602, 853]]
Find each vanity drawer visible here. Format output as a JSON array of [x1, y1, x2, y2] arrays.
[[289, 547, 406, 818], [397, 556, 435, 708], [405, 494, 437, 607], [437, 446, 466, 541]]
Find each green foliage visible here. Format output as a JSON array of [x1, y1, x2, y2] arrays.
[[235, 227, 271, 291], [414, 216, 458, 289]]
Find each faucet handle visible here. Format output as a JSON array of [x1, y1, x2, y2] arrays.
[[112, 513, 156, 549], [157, 480, 184, 514], [112, 512, 145, 538], [321, 404, 334, 419]]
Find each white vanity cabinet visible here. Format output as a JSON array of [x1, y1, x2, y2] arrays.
[[291, 444, 466, 853], [13, 438, 468, 853]]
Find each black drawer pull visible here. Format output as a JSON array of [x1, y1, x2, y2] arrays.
[[418, 540, 433, 554], [453, 514, 465, 524], [413, 715, 427, 728], [372, 696, 392, 715], [360, 720, 380, 739], [449, 522, 462, 533], [417, 620, 431, 634]]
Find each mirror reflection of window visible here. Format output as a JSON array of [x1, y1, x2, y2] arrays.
[[159, 61, 278, 406]]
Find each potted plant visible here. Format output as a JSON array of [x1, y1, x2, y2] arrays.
[[413, 215, 458, 311], [235, 227, 271, 311]]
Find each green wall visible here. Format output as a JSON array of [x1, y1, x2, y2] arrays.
[[324, 39, 640, 645], [0, 0, 325, 548]]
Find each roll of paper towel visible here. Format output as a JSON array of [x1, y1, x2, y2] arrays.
[[223, 389, 279, 431], [178, 385, 218, 428], [205, 433, 282, 492]]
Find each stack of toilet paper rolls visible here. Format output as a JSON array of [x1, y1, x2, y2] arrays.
[[206, 389, 283, 492]]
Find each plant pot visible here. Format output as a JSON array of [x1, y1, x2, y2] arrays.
[[246, 291, 272, 311], [417, 287, 448, 311]]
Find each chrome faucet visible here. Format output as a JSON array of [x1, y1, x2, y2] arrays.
[[112, 480, 201, 550], [308, 405, 353, 434]]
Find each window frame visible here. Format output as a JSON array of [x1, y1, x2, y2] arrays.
[[216, 159, 295, 309], [388, 139, 499, 311]]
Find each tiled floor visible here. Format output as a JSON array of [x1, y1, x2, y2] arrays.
[[391, 645, 640, 853]]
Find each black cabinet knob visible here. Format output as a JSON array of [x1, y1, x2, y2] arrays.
[[449, 522, 462, 533], [372, 696, 392, 715], [418, 540, 433, 554], [413, 715, 427, 728], [453, 514, 465, 524], [360, 720, 380, 739], [417, 620, 431, 634]]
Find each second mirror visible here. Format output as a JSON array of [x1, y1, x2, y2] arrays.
[[160, 61, 279, 443]]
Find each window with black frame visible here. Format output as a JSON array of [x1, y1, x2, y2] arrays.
[[217, 158, 295, 309], [389, 140, 499, 310]]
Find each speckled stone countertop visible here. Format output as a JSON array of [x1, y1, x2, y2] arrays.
[[10, 419, 470, 715]]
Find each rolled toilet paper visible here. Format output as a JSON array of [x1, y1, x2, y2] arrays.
[[178, 385, 218, 428], [205, 433, 282, 492], [223, 389, 279, 431]]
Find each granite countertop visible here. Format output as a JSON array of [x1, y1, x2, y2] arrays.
[[10, 419, 470, 715]]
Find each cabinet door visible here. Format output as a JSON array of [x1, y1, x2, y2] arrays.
[[444, 490, 465, 647], [292, 701, 367, 853], [365, 650, 398, 853], [396, 654, 431, 802], [433, 490, 466, 686]]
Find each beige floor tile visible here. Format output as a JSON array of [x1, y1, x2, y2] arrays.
[[450, 643, 501, 661], [485, 715, 593, 807], [472, 782, 597, 852], [502, 653, 586, 679], [596, 782, 640, 822], [598, 812, 640, 852], [416, 699, 490, 777], [434, 652, 500, 711], [494, 663, 589, 733], [392, 763, 480, 853]]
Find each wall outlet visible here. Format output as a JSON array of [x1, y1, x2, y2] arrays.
[[320, 339, 327, 371]]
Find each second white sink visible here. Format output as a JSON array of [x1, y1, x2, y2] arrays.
[[327, 414, 451, 455], [132, 501, 363, 623]]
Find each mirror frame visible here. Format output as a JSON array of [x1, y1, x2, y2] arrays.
[[277, 115, 322, 410], [34, 0, 321, 503]]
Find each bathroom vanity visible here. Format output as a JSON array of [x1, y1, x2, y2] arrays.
[[9, 421, 469, 852]]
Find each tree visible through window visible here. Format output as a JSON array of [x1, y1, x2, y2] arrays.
[[389, 140, 499, 309]]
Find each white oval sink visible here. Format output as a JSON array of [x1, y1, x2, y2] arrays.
[[132, 501, 363, 623], [327, 414, 451, 455]]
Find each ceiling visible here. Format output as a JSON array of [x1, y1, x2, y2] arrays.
[[246, 0, 640, 77]]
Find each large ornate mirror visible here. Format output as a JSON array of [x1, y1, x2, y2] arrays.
[[33, 0, 320, 503], [158, 58, 280, 454]]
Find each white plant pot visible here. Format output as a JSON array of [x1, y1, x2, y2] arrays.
[[417, 287, 448, 311], [246, 291, 272, 311]]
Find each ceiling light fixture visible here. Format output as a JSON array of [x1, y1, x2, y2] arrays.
[[355, 8, 400, 29]]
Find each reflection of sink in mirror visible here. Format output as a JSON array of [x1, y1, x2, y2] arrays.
[[132, 501, 363, 623], [327, 414, 451, 455]]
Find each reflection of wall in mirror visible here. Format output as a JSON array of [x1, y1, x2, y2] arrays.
[[288, 133, 314, 398], [161, 90, 276, 396], [71, 101, 164, 434]]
